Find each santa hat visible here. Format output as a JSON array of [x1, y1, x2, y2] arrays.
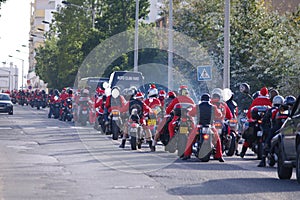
[[260, 87, 268, 96]]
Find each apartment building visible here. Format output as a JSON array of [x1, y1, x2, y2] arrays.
[[28, 0, 60, 89]]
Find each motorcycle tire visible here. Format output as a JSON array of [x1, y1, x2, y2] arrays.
[[267, 154, 276, 167], [177, 134, 187, 157], [111, 122, 119, 140], [131, 136, 137, 150], [225, 132, 236, 156]]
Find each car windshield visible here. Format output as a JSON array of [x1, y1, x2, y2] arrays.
[[0, 94, 10, 101]]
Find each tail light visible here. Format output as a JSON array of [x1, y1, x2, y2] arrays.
[[68, 104, 72, 109], [203, 134, 210, 140]]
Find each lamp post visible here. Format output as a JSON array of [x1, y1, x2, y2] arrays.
[[134, 0, 139, 72], [9, 55, 24, 90], [168, 0, 173, 91], [223, 0, 230, 89], [62, 0, 96, 29]]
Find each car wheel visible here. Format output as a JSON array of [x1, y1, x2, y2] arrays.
[[277, 142, 293, 180], [296, 144, 300, 184]]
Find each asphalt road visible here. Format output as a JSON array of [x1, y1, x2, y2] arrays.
[[0, 105, 299, 200]]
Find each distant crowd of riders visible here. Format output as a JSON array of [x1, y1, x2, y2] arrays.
[[3, 82, 297, 166]]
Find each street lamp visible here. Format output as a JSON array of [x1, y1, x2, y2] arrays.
[[223, 0, 230, 89], [8, 55, 24, 90], [62, 0, 95, 29]]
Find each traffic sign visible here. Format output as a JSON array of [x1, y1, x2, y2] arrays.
[[197, 66, 212, 81]]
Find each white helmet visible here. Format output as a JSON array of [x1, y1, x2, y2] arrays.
[[148, 88, 158, 98], [211, 88, 224, 102], [272, 95, 284, 106]]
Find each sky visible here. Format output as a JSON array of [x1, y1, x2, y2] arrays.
[[0, 0, 31, 88]]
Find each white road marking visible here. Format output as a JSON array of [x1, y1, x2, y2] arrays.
[[0, 127, 12, 130]]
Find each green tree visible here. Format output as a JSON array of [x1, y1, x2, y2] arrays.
[[171, 0, 300, 96]]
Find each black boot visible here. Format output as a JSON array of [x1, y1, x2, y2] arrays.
[[257, 157, 266, 167], [119, 139, 126, 148], [148, 140, 153, 149], [240, 146, 247, 158]]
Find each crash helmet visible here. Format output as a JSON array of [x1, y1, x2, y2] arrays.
[[239, 83, 250, 94], [211, 88, 223, 102], [201, 93, 210, 102], [148, 88, 158, 98], [111, 86, 121, 98], [284, 95, 296, 106], [178, 85, 189, 96], [272, 95, 284, 106], [167, 91, 176, 98]]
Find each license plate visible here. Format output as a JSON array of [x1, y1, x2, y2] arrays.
[[147, 119, 156, 126], [257, 131, 263, 137], [130, 128, 138, 132], [82, 110, 88, 114], [179, 126, 188, 134], [112, 116, 119, 120]]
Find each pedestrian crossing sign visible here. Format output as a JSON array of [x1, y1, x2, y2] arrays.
[[197, 66, 212, 81]]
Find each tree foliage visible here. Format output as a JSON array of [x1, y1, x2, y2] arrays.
[[35, 0, 150, 90], [172, 0, 300, 96]]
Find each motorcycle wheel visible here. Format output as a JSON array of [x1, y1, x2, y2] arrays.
[[177, 134, 187, 157], [296, 144, 300, 184], [225, 132, 236, 156], [130, 136, 137, 150], [111, 122, 119, 140]]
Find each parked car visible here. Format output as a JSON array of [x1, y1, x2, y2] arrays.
[[0, 93, 13, 115], [271, 94, 300, 183]]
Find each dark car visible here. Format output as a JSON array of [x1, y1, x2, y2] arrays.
[[0, 93, 13, 115], [271, 94, 300, 183]]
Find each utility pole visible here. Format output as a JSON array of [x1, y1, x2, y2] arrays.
[[168, 0, 173, 91], [134, 0, 139, 72], [223, 0, 230, 89]]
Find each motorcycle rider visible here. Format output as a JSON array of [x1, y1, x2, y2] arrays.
[[94, 87, 106, 131], [158, 90, 166, 108], [240, 86, 272, 158], [257, 94, 284, 167], [151, 91, 177, 151], [165, 86, 196, 140], [144, 85, 162, 109], [224, 88, 239, 155], [105, 86, 127, 132], [181, 93, 224, 162], [119, 91, 153, 149]]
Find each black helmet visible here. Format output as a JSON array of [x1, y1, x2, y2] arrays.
[[284, 95, 296, 106], [201, 93, 210, 101], [239, 83, 250, 94]]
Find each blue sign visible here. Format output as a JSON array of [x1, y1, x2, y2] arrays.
[[197, 66, 212, 81]]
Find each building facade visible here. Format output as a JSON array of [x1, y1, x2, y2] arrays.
[[28, 0, 60, 90], [0, 62, 18, 91]]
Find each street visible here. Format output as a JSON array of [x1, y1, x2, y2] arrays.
[[0, 105, 299, 200]]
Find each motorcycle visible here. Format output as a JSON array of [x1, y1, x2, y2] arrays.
[[129, 108, 144, 150], [109, 109, 123, 140], [53, 96, 61, 119], [61, 98, 73, 121], [77, 97, 89, 126], [165, 103, 194, 157], [242, 105, 270, 159], [192, 125, 214, 162], [214, 119, 237, 157]]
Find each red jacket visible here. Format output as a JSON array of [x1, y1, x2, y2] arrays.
[[144, 97, 161, 109], [166, 95, 195, 115], [105, 95, 127, 113], [211, 99, 233, 121], [247, 96, 272, 118]]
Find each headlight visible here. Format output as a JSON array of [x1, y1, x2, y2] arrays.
[[7, 103, 13, 107]]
